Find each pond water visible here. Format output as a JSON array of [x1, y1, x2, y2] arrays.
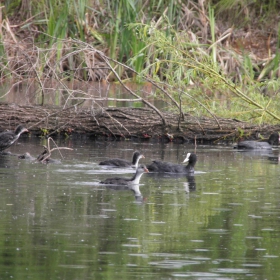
[[0, 81, 167, 109], [1, 137, 280, 280]]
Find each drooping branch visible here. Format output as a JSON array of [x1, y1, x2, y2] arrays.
[[99, 53, 167, 126]]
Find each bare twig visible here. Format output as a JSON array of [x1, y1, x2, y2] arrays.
[[28, 101, 84, 130], [100, 54, 168, 126], [37, 137, 73, 163]]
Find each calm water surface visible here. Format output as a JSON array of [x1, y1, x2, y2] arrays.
[[1, 137, 280, 280]]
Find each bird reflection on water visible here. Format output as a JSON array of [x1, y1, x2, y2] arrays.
[[0, 153, 12, 169], [147, 172, 196, 193], [184, 175, 196, 192], [104, 183, 145, 202], [267, 151, 280, 164], [235, 148, 280, 164]]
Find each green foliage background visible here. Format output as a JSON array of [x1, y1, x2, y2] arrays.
[[1, 0, 280, 123]]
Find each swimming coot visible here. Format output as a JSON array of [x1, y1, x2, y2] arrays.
[[147, 153, 197, 174], [99, 150, 144, 168], [234, 132, 280, 150], [0, 125, 29, 152], [100, 164, 149, 185], [18, 152, 34, 160]]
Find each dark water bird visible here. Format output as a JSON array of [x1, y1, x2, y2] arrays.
[[0, 125, 29, 152], [99, 150, 144, 168], [147, 152, 197, 174], [100, 164, 149, 185], [18, 152, 60, 164], [234, 132, 280, 150], [18, 152, 34, 160]]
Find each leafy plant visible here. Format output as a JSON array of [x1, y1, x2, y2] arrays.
[[128, 17, 280, 124], [40, 128, 49, 136]]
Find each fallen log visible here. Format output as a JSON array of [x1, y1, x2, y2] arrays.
[[0, 102, 278, 144]]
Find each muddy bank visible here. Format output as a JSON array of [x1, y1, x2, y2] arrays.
[[0, 102, 278, 144]]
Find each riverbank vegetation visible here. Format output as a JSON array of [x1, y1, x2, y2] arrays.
[[1, 0, 280, 126]]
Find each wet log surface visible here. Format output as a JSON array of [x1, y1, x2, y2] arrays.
[[0, 102, 279, 144]]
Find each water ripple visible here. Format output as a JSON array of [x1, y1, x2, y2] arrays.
[[149, 259, 201, 269]]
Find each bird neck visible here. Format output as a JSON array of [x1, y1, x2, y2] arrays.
[[130, 172, 144, 184], [186, 163, 195, 172], [131, 155, 141, 168]]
